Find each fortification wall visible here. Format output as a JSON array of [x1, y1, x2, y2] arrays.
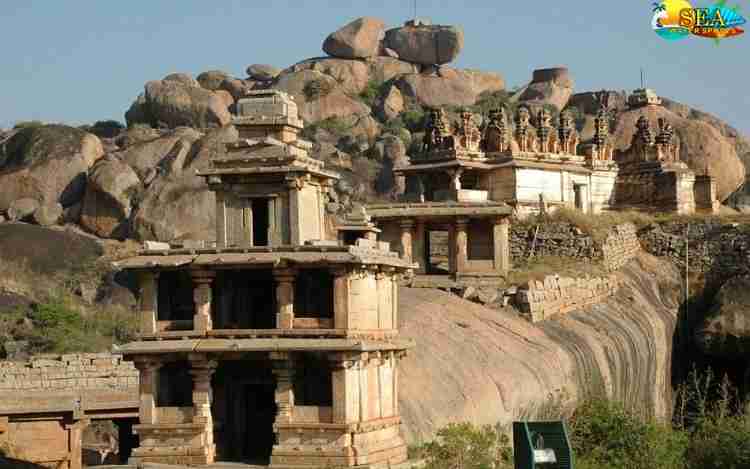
[[0, 353, 137, 395], [639, 220, 750, 285], [515, 274, 620, 322], [510, 221, 641, 271]]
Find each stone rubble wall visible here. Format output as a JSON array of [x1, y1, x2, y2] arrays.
[[0, 353, 137, 392], [511, 221, 641, 271], [600, 223, 641, 271], [515, 274, 620, 322], [639, 220, 750, 285]]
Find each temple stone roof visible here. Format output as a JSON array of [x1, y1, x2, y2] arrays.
[[366, 202, 512, 219], [120, 338, 415, 355], [114, 243, 415, 270]]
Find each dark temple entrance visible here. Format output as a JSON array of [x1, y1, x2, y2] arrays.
[[212, 358, 277, 463], [212, 270, 276, 329]]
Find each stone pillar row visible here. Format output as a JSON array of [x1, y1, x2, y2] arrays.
[[138, 266, 388, 336], [395, 215, 512, 277]]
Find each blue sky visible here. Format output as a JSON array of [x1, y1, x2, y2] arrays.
[[1, 1, 748, 134]]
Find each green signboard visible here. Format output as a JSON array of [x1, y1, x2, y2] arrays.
[[513, 421, 573, 469]]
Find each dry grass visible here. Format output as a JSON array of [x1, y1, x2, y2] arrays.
[[507, 255, 607, 285]]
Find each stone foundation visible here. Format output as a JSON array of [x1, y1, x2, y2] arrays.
[[515, 274, 620, 322]]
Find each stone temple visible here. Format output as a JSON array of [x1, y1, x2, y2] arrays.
[[116, 90, 415, 466], [368, 91, 719, 279]]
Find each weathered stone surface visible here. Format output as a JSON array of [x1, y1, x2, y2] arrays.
[[80, 156, 142, 239], [289, 57, 371, 95], [0, 125, 104, 211], [323, 17, 385, 59], [611, 106, 744, 201], [519, 67, 574, 111], [367, 57, 418, 83], [374, 134, 407, 196], [162, 72, 198, 87], [394, 69, 504, 109], [196, 70, 231, 91], [376, 84, 404, 121], [118, 127, 202, 180], [31, 203, 63, 226], [126, 79, 232, 129], [246, 64, 281, 81], [7, 198, 40, 221], [384, 24, 464, 65], [696, 275, 750, 358], [130, 127, 236, 242], [219, 78, 255, 102], [214, 89, 235, 109], [273, 69, 370, 123], [399, 253, 679, 441]]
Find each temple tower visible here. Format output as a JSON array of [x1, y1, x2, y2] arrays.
[[116, 90, 414, 467]]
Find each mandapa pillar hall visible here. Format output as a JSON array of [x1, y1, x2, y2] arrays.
[[116, 90, 415, 467]]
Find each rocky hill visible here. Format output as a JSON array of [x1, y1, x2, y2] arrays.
[[2, 16, 749, 238]]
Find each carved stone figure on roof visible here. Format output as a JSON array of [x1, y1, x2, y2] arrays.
[[481, 108, 510, 153], [655, 117, 679, 162], [421, 108, 455, 152], [557, 109, 579, 155], [588, 92, 614, 161], [453, 110, 481, 152], [536, 108, 554, 153], [514, 106, 536, 152]]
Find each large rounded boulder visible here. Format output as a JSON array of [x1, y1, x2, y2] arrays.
[[518, 67, 574, 111], [130, 126, 237, 242], [118, 127, 202, 180], [323, 16, 385, 59], [273, 69, 370, 123], [394, 68, 504, 108], [80, 155, 142, 239], [611, 106, 744, 201], [125, 75, 232, 129], [384, 24, 464, 65], [0, 125, 104, 211], [287, 58, 371, 95]]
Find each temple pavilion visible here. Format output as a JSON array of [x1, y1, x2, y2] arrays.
[[116, 90, 414, 467]]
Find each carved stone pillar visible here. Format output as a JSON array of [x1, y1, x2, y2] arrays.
[[455, 218, 469, 274], [191, 271, 215, 334], [286, 177, 304, 245], [138, 272, 159, 336], [331, 355, 360, 424], [413, 220, 426, 274], [133, 358, 162, 425], [271, 353, 294, 424], [399, 220, 414, 263], [189, 354, 218, 463], [333, 268, 350, 330], [66, 418, 90, 469], [448, 168, 463, 192], [493, 217, 511, 275], [274, 269, 296, 329]]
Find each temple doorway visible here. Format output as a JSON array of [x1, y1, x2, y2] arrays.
[[212, 270, 276, 329], [427, 230, 450, 274], [251, 198, 270, 246], [212, 358, 277, 463]]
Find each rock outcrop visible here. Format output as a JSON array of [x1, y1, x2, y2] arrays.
[[0, 125, 104, 211], [126, 75, 232, 129], [395, 69, 504, 109], [323, 17, 385, 59], [696, 275, 750, 357], [246, 64, 280, 82], [80, 156, 142, 239], [399, 253, 680, 441], [519, 67, 574, 111], [384, 23, 464, 66]]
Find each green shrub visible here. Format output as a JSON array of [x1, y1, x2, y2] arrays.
[[401, 107, 427, 132], [89, 119, 125, 138], [417, 423, 512, 469], [358, 79, 386, 107], [687, 414, 750, 469], [570, 399, 687, 469]]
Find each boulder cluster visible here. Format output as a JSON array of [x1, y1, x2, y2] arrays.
[[0, 16, 748, 242]]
